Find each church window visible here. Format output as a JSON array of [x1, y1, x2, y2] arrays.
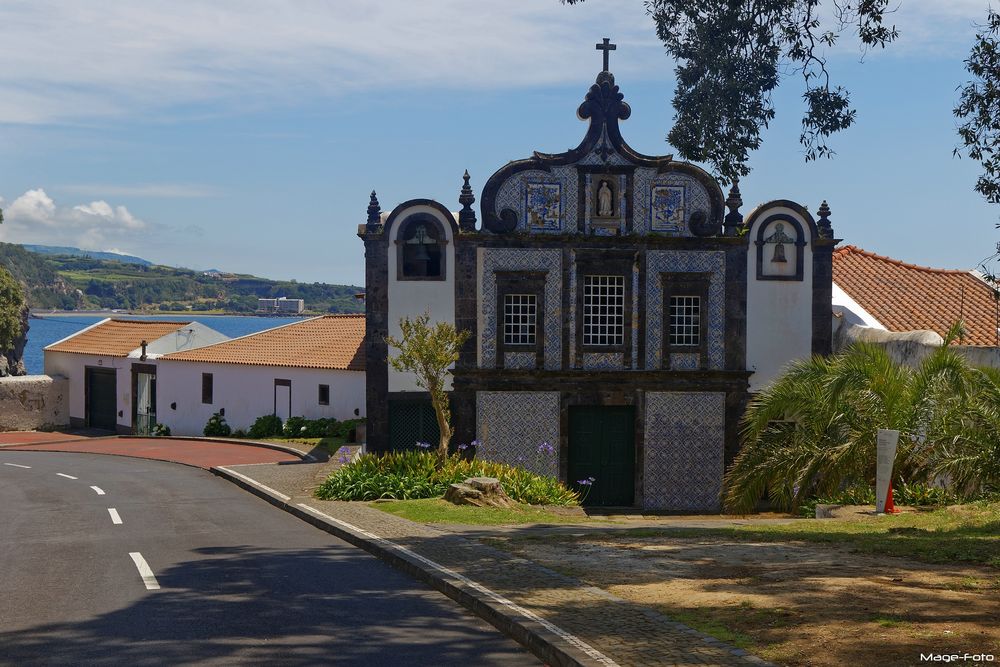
[[503, 294, 537, 345], [397, 215, 446, 280], [583, 275, 625, 346], [669, 296, 701, 347]]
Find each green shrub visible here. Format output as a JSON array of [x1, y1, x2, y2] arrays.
[[315, 451, 579, 506], [203, 412, 231, 437], [151, 423, 171, 436], [231, 428, 248, 439], [248, 414, 283, 438]]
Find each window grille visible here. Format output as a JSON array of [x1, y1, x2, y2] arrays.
[[583, 275, 625, 346], [669, 295, 701, 346], [503, 294, 537, 345]]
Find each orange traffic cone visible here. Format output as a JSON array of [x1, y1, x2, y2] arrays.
[[885, 483, 901, 514]]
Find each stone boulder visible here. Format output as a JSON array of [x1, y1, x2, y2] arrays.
[[443, 477, 516, 508]]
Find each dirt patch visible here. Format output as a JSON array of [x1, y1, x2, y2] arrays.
[[491, 534, 1000, 666]]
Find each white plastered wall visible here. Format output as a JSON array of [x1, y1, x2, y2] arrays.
[[746, 205, 815, 391], [43, 352, 135, 430], [386, 204, 457, 392], [154, 360, 365, 436]]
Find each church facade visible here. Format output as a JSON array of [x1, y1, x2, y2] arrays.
[[359, 44, 837, 510]]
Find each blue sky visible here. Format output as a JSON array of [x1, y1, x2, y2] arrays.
[[0, 1, 996, 285]]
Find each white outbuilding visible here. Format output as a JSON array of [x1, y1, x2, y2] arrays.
[[43, 319, 229, 433], [156, 314, 365, 435]]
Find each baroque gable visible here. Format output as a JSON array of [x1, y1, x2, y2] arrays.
[[480, 71, 726, 238]]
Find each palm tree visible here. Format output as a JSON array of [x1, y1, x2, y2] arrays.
[[723, 325, 1000, 514]]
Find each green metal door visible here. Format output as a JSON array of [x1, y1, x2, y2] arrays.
[[86, 367, 117, 431], [568, 406, 635, 506], [388, 400, 440, 451]]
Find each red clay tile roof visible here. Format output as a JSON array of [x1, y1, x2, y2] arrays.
[[162, 314, 365, 370], [832, 245, 1000, 346], [44, 319, 195, 357]]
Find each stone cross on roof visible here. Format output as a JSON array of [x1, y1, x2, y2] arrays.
[[596, 38, 616, 72]]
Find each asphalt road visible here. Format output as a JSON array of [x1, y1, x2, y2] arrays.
[[0, 450, 536, 666]]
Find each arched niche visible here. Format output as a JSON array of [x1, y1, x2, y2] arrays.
[[394, 213, 448, 281], [754, 214, 807, 281]]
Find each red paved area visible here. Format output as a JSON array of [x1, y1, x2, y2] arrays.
[[0, 431, 91, 445], [3, 437, 299, 468]]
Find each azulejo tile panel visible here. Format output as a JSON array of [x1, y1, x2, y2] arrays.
[[646, 251, 725, 370], [632, 169, 712, 236], [644, 392, 725, 511], [476, 391, 560, 477], [494, 166, 579, 234], [481, 249, 562, 370], [504, 351, 536, 369], [670, 352, 701, 370], [582, 352, 625, 370]]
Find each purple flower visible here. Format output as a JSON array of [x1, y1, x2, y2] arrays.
[[415, 441, 431, 449], [588, 476, 596, 482], [470, 439, 483, 448], [577, 479, 593, 486], [458, 443, 469, 451], [338, 455, 350, 464], [537, 441, 555, 456]]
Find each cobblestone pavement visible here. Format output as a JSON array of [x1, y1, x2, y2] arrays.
[[227, 461, 773, 667]]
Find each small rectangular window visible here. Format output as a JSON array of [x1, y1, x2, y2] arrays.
[[503, 294, 537, 345], [583, 275, 625, 346], [318, 384, 330, 406], [669, 295, 701, 347], [201, 373, 213, 404]]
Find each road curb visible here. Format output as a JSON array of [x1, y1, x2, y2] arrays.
[[123, 435, 318, 461], [211, 465, 609, 667]]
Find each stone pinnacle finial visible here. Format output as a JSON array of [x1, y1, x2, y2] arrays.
[[366, 190, 381, 230], [724, 179, 744, 236], [458, 170, 477, 232], [817, 199, 833, 239]]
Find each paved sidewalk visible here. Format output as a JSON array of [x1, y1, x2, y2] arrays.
[[217, 460, 773, 667]]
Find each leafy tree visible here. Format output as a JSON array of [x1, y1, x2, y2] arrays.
[[955, 9, 1000, 284], [0, 209, 26, 352], [386, 313, 471, 466], [563, 0, 898, 182], [0, 266, 24, 352], [723, 327, 1000, 513]]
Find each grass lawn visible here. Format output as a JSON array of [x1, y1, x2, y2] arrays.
[[372, 498, 600, 526], [249, 435, 349, 454], [560, 502, 1000, 568]]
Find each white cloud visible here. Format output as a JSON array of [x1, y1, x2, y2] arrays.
[[0, 2, 990, 124], [0, 188, 149, 251]]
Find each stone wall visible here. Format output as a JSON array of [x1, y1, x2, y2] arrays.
[[833, 318, 1000, 369], [0, 374, 69, 431]]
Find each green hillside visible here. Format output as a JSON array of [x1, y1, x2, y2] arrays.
[[0, 243, 363, 314]]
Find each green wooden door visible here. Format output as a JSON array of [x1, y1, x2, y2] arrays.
[[86, 367, 117, 431], [388, 400, 440, 451], [568, 406, 635, 506]]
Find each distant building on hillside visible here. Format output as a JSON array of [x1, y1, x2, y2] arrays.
[[257, 297, 304, 314]]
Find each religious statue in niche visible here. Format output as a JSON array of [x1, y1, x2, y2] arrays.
[[764, 222, 794, 263], [597, 179, 614, 217], [651, 184, 685, 232], [525, 182, 562, 230]]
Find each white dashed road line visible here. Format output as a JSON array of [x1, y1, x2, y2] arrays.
[[3, 462, 31, 469], [91, 486, 106, 495], [56, 473, 78, 480], [107, 508, 123, 525], [128, 552, 160, 590]]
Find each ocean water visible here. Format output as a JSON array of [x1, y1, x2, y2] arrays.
[[22, 314, 306, 374]]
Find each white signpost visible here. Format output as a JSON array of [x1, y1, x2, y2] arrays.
[[876, 429, 900, 514]]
